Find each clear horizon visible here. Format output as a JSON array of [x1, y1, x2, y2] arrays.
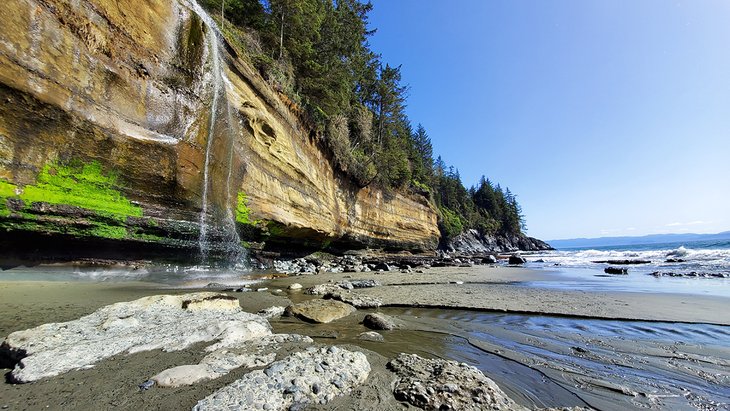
[[368, 0, 730, 240], [546, 228, 730, 242]]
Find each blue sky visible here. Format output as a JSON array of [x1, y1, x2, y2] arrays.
[[367, 0, 730, 240]]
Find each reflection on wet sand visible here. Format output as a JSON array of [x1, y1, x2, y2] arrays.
[[271, 305, 730, 410]]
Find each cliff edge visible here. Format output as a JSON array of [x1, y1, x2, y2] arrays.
[[0, 0, 439, 261]]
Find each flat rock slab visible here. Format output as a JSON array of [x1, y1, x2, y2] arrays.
[[151, 334, 313, 387], [388, 353, 527, 411], [284, 299, 356, 323], [1, 293, 271, 383], [327, 292, 382, 308], [193, 345, 370, 410]]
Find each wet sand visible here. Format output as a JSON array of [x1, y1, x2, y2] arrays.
[[1, 266, 729, 410], [267, 266, 730, 325]]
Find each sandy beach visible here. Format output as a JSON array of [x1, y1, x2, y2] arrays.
[[1, 265, 729, 410]]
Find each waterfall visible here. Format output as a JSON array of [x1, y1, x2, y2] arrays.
[[187, 0, 245, 266]]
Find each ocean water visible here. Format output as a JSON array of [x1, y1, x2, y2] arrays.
[[524, 239, 730, 297]]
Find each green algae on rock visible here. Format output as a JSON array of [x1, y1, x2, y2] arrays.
[[18, 160, 142, 220], [0, 160, 144, 241]]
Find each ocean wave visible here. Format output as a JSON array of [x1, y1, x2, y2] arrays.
[[529, 246, 730, 273], [666, 246, 689, 257]]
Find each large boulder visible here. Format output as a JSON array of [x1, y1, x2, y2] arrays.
[[363, 313, 398, 330], [1, 293, 271, 383], [509, 255, 527, 265], [387, 353, 527, 411], [284, 299, 356, 323]]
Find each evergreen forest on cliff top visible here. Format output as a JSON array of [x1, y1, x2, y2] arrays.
[[202, 0, 526, 242]]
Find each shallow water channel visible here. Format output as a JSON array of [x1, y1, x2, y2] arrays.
[[273, 305, 730, 410]]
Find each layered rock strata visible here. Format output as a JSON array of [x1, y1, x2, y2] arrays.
[[0, 0, 439, 261]]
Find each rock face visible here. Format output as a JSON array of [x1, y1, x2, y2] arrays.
[[387, 353, 527, 411], [446, 229, 553, 254], [0, 0, 439, 260], [0, 292, 271, 383], [284, 299, 356, 323], [193, 345, 370, 411]]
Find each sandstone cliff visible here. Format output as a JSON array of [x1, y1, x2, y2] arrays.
[[0, 0, 440, 261]]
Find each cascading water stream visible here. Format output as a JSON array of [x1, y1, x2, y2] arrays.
[[187, 0, 245, 266]]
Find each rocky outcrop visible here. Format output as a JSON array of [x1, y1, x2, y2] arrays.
[[0, 0, 439, 262], [150, 333, 312, 387], [445, 229, 553, 254], [193, 346, 371, 411], [0, 292, 272, 382]]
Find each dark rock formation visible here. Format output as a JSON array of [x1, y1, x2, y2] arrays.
[[592, 260, 651, 265], [605, 267, 629, 275], [651, 271, 729, 278], [509, 255, 527, 265], [445, 229, 553, 254]]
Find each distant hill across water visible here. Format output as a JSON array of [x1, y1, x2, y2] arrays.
[[548, 231, 730, 249]]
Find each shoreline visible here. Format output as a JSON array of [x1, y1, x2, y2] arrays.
[[1, 266, 729, 410], [2, 265, 729, 334], [263, 266, 730, 326]]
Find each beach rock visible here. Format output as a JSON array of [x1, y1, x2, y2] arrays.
[[284, 300, 356, 323], [349, 279, 381, 288], [306, 283, 343, 295], [604, 267, 628, 275], [1, 293, 271, 383], [363, 313, 397, 330], [651, 271, 729, 278], [152, 364, 225, 388], [665, 258, 686, 263], [358, 331, 385, 342], [288, 283, 303, 291], [151, 334, 311, 388], [193, 346, 370, 411], [482, 255, 498, 264], [327, 292, 382, 308], [258, 306, 286, 319], [509, 255, 527, 265], [387, 353, 527, 411]]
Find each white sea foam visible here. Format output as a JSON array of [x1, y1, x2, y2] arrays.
[[529, 246, 730, 273]]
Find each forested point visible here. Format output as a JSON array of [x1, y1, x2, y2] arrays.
[[202, 0, 526, 241]]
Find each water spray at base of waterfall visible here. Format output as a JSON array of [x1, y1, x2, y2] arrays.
[[188, 0, 247, 269]]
